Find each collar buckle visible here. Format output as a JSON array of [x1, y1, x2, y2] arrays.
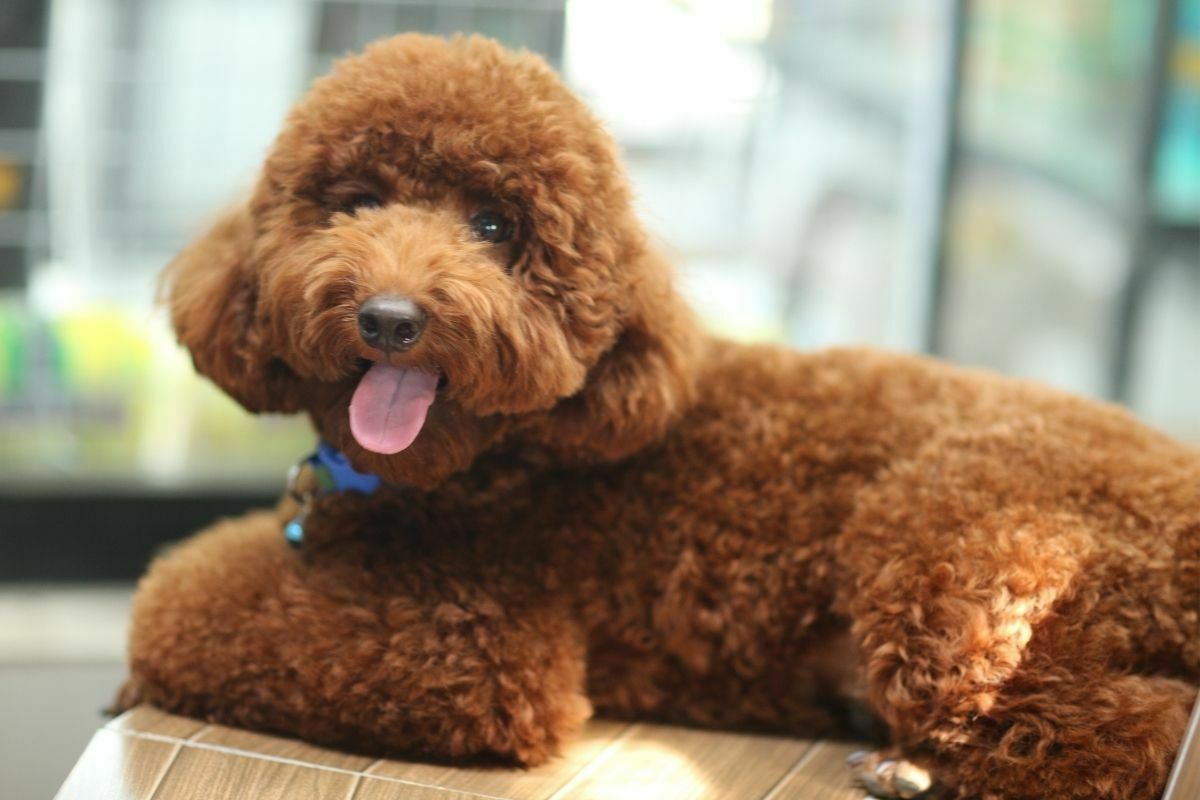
[[282, 443, 382, 549]]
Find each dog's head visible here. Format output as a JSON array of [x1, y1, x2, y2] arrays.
[[165, 34, 700, 489]]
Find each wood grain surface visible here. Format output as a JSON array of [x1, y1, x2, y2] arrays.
[[53, 698, 1200, 799]]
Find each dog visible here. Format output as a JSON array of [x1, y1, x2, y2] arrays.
[[121, 34, 1199, 799]]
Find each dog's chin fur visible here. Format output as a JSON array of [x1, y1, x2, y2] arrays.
[[141, 32, 1200, 800], [302, 377, 502, 490]]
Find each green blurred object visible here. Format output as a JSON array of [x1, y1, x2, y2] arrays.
[[1155, 0, 1200, 219], [0, 305, 310, 487], [0, 301, 26, 396], [963, 0, 1157, 212]]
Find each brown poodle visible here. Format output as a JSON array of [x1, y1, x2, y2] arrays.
[[122, 34, 1199, 799]]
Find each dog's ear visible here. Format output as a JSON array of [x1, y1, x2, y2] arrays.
[[529, 247, 702, 461], [162, 205, 301, 413]]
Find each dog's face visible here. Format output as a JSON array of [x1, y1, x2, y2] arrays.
[[167, 35, 698, 489]]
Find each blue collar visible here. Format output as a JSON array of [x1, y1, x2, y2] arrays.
[[283, 442, 382, 548], [311, 442, 382, 494]]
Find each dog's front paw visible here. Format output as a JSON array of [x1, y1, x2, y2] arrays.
[[847, 749, 934, 799]]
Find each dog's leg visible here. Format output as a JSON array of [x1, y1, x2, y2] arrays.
[[843, 669, 1195, 800], [835, 423, 1200, 799], [841, 478, 1197, 798], [125, 510, 590, 765]]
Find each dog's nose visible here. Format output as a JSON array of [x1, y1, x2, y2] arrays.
[[357, 295, 427, 352]]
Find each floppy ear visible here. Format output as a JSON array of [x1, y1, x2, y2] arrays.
[[162, 205, 302, 413], [529, 246, 702, 461]]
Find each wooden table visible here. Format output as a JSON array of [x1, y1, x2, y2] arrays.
[[55, 706, 870, 800], [55, 698, 1200, 799]]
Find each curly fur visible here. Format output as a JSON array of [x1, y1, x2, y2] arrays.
[[126, 34, 1199, 799]]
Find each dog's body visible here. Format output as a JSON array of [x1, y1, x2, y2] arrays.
[[125, 35, 1199, 799]]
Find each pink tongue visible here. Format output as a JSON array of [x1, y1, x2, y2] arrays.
[[349, 364, 438, 454]]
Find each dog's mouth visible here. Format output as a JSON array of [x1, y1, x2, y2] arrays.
[[348, 360, 444, 455]]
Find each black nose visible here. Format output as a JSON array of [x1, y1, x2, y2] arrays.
[[357, 295, 427, 352]]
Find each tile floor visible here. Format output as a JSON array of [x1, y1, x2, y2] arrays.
[[64, 705, 871, 799]]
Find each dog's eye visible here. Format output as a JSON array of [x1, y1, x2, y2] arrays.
[[340, 194, 383, 215], [469, 209, 512, 244]]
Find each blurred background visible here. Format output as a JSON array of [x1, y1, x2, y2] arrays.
[[0, 0, 1196, 795]]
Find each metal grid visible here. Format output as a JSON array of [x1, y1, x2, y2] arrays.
[[18, 0, 563, 300], [0, 0, 49, 289]]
